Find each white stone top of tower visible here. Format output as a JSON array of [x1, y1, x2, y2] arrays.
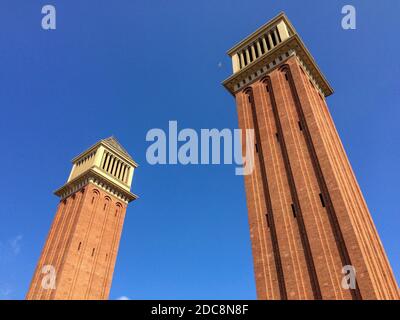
[[54, 137, 138, 203], [222, 12, 333, 97]]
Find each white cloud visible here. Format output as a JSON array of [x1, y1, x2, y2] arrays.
[[0, 286, 12, 299], [8, 235, 23, 256], [116, 296, 130, 300], [0, 234, 23, 260]]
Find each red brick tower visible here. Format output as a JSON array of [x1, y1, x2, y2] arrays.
[[26, 137, 138, 300], [223, 13, 399, 300]]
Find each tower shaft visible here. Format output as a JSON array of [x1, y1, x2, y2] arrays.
[[26, 184, 127, 299]]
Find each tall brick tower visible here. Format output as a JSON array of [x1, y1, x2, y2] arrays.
[[223, 13, 399, 300], [26, 137, 138, 300]]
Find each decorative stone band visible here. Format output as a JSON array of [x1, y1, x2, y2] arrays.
[[225, 50, 295, 94], [223, 34, 333, 97], [54, 168, 138, 204]]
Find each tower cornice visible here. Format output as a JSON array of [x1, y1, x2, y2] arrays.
[[54, 167, 138, 203], [222, 12, 333, 97]]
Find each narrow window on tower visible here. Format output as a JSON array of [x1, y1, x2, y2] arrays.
[[92, 248, 95, 257], [248, 47, 253, 62], [298, 121, 303, 131], [265, 85, 269, 92], [115, 209, 118, 217], [319, 193, 326, 208], [78, 242, 81, 251], [291, 204, 296, 218], [275, 132, 279, 142], [271, 31, 277, 46], [122, 166, 127, 183], [260, 40, 265, 54], [266, 36, 271, 50], [110, 158, 116, 175], [265, 213, 270, 228], [285, 73, 289, 81], [91, 197, 94, 204], [255, 143, 259, 153], [276, 27, 282, 42], [106, 156, 112, 172], [105, 253, 108, 261]]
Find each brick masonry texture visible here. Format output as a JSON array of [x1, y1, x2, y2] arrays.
[[26, 183, 127, 300], [235, 56, 400, 300]]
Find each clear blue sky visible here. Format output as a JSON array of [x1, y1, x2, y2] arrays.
[[0, 0, 399, 300]]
